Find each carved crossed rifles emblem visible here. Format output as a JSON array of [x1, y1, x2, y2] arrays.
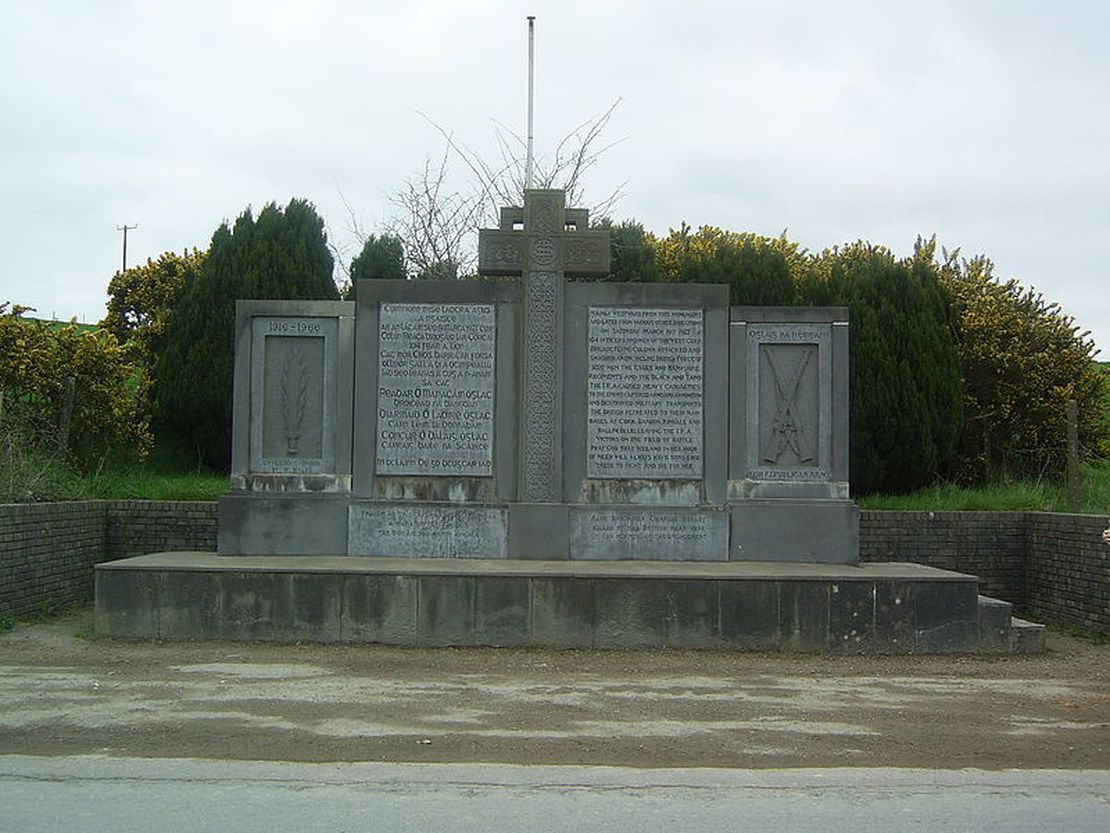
[[763, 347, 815, 464]]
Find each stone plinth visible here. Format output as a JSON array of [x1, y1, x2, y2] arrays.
[[96, 553, 1002, 653]]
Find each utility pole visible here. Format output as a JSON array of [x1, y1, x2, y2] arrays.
[[117, 223, 137, 272], [525, 15, 536, 190]]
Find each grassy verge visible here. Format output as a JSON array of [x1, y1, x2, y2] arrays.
[[77, 468, 227, 501], [858, 460, 1110, 513]]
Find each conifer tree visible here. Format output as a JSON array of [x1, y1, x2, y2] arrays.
[[806, 240, 963, 494], [156, 199, 338, 470], [349, 234, 406, 286]]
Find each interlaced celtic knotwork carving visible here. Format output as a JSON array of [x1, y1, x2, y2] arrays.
[[531, 198, 557, 233], [565, 238, 603, 267], [521, 272, 558, 501], [531, 237, 556, 268], [485, 238, 522, 267]]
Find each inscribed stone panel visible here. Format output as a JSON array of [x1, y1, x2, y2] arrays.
[[587, 307, 703, 479], [348, 504, 508, 558], [375, 303, 495, 476], [570, 508, 728, 561], [250, 316, 337, 475], [745, 324, 831, 481]]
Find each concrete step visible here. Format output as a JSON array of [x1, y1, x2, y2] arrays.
[[1010, 617, 1047, 654], [97, 552, 990, 653], [977, 595, 1013, 653], [977, 595, 1046, 653]]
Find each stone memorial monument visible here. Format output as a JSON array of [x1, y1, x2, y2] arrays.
[[95, 189, 1043, 654], [219, 189, 855, 563]]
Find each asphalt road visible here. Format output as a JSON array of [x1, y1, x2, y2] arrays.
[[3, 757, 1108, 833], [1, 608, 1108, 832]]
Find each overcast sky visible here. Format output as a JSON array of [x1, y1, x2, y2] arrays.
[[3, 0, 1107, 355]]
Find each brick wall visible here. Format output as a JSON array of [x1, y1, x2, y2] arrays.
[[1, 500, 217, 620], [1, 503, 1107, 634], [860, 510, 1028, 606], [1026, 512, 1110, 634], [0, 501, 107, 618], [105, 500, 218, 559]]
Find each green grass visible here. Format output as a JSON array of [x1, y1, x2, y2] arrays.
[[76, 468, 227, 501], [858, 459, 1110, 513]]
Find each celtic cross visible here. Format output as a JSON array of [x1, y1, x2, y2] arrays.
[[478, 189, 610, 501]]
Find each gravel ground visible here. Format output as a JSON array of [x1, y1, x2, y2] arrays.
[[0, 607, 1107, 769]]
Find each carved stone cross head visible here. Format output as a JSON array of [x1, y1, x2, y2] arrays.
[[478, 189, 610, 279]]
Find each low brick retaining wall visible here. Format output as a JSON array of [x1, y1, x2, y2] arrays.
[[1026, 513, 1110, 634], [0, 502, 107, 619], [859, 511, 1027, 605], [1, 501, 217, 619], [1, 502, 1107, 633]]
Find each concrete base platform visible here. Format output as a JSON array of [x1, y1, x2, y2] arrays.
[[94, 553, 1041, 653]]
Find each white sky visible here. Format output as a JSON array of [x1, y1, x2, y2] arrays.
[[2, 0, 1107, 355]]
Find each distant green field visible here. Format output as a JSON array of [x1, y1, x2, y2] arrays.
[[32, 316, 100, 333]]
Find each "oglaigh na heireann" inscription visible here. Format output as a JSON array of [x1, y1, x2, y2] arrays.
[[375, 303, 495, 476], [587, 307, 704, 479]]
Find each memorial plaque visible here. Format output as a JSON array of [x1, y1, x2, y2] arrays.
[[375, 303, 496, 476], [348, 504, 508, 558], [250, 316, 336, 475], [570, 508, 727, 561], [587, 307, 703, 479], [744, 324, 831, 480]]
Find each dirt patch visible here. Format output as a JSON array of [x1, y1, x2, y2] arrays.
[[0, 608, 1107, 769]]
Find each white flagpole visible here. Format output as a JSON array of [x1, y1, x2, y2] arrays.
[[525, 15, 535, 191]]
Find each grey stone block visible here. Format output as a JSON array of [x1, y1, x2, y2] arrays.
[[779, 581, 830, 652], [729, 500, 859, 564], [530, 578, 595, 648], [417, 575, 475, 646], [1010, 618, 1046, 654], [286, 573, 342, 642], [218, 494, 349, 556], [508, 504, 568, 560], [218, 572, 283, 641], [719, 581, 780, 650], [341, 574, 418, 643], [913, 582, 979, 653], [94, 569, 161, 639], [977, 595, 1014, 654], [875, 582, 914, 653], [663, 580, 720, 648], [828, 581, 876, 653], [158, 571, 222, 640], [475, 577, 531, 646], [594, 579, 666, 648]]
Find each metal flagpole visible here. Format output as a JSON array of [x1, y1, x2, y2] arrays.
[[525, 15, 535, 190]]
